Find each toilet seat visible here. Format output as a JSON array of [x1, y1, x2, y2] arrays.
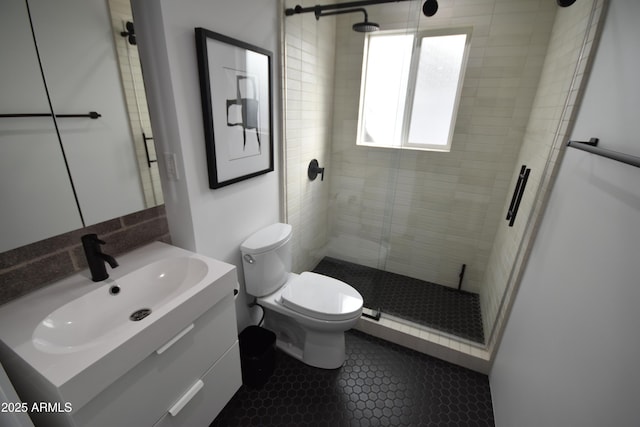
[[280, 272, 363, 321]]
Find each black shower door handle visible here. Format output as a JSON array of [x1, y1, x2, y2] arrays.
[[506, 165, 531, 227]]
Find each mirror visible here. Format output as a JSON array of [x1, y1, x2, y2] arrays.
[[0, 0, 162, 253]]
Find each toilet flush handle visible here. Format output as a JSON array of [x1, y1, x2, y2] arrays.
[[243, 254, 255, 264]]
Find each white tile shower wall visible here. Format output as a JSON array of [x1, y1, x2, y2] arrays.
[[284, 0, 336, 273], [481, 0, 602, 342], [108, 0, 164, 208], [328, 0, 557, 292]]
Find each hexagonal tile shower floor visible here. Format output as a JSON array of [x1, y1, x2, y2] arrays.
[[210, 330, 494, 426], [313, 257, 485, 344]]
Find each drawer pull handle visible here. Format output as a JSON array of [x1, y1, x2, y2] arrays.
[[156, 323, 194, 355], [168, 379, 204, 416]]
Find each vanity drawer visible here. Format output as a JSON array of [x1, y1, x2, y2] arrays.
[[73, 294, 238, 427], [153, 341, 241, 427]]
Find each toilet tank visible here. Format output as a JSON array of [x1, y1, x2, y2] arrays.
[[240, 223, 292, 297]]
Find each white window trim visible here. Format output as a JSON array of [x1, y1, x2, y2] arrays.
[[357, 27, 472, 152]]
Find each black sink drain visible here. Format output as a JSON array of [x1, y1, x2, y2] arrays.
[[130, 308, 152, 321]]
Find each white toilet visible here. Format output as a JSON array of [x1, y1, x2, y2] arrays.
[[241, 223, 363, 369]]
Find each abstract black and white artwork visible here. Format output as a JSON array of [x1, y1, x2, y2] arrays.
[[195, 28, 273, 189]]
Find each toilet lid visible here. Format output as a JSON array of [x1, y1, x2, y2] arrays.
[[280, 272, 363, 321]]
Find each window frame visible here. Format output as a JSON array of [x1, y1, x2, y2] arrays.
[[356, 27, 472, 152]]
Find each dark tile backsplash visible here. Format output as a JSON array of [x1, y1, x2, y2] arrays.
[[0, 205, 170, 306]]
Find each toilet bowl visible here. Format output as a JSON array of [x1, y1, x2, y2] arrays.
[[241, 223, 363, 369]]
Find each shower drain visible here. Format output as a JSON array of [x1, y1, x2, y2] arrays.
[[130, 308, 152, 321]]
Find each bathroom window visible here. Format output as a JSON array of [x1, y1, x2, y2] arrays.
[[357, 28, 471, 152]]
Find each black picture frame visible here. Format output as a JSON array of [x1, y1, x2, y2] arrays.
[[195, 28, 274, 189]]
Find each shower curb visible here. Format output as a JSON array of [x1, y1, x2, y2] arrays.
[[354, 315, 491, 374]]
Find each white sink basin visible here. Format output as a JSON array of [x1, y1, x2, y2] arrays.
[[32, 257, 209, 354]]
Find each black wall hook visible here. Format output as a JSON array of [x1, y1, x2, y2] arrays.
[[308, 159, 325, 181]]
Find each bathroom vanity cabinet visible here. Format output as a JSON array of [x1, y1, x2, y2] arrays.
[[73, 295, 241, 427], [0, 243, 242, 427]]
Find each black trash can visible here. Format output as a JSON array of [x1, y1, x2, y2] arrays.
[[238, 325, 276, 388]]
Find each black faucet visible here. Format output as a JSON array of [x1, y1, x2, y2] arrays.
[[81, 234, 119, 282]]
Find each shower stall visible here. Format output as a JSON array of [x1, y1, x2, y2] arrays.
[[282, 0, 603, 347]]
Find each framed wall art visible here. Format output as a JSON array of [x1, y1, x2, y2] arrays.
[[195, 27, 274, 189]]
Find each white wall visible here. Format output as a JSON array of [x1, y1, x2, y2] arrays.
[[131, 0, 282, 331], [283, 0, 336, 274], [490, 1, 640, 425]]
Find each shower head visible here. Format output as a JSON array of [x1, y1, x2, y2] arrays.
[[557, 0, 577, 6], [353, 18, 380, 33], [422, 0, 438, 17]]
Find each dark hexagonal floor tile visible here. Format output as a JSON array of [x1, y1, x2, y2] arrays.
[[210, 330, 494, 426], [312, 257, 485, 343]]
